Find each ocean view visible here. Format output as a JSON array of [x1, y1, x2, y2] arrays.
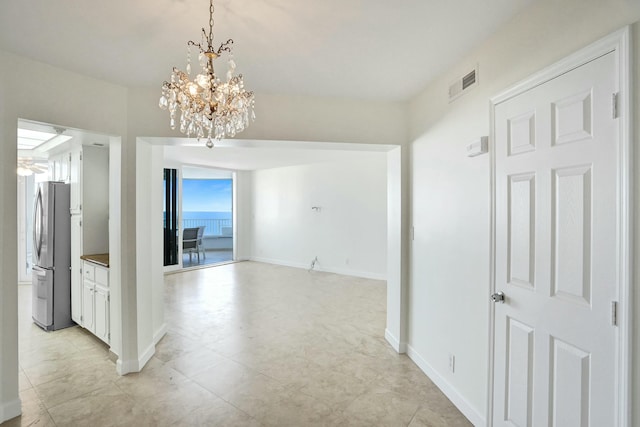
[[183, 211, 232, 220], [181, 211, 232, 236]]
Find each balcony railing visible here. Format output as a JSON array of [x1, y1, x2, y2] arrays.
[[182, 218, 232, 236]]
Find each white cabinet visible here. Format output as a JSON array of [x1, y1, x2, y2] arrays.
[[48, 152, 71, 182], [81, 261, 109, 344], [94, 286, 110, 343], [82, 280, 95, 333], [70, 215, 82, 323], [76, 145, 109, 255], [70, 145, 109, 330], [69, 148, 82, 214]]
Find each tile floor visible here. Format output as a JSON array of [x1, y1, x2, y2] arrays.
[[182, 249, 234, 269], [6, 261, 472, 426]]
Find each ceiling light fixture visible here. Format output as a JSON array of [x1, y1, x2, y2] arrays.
[[17, 158, 48, 176], [159, 0, 255, 148]]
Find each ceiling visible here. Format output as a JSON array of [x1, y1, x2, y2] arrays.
[[157, 138, 394, 171], [0, 0, 533, 101]]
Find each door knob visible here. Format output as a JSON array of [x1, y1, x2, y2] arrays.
[[491, 291, 505, 303]]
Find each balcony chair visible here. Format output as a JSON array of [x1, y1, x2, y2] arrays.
[[182, 227, 201, 263], [196, 225, 206, 260]]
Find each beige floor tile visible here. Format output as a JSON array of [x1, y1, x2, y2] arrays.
[[190, 358, 264, 398], [47, 383, 153, 427], [17, 369, 32, 392], [255, 354, 327, 386], [133, 380, 222, 426], [341, 388, 422, 427], [153, 331, 204, 363], [292, 369, 373, 410], [113, 360, 188, 398], [408, 404, 474, 427], [1, 388, 54, 427], [221, 372, 292, 418], [33, 358, 119, 409], [0, 410, 55, 427], [177, 398, 261, 427], [165, 346, 229, 378], [21, 346, 111, 387], [13, 262, 471, 426], [255, 390, 341, 427]]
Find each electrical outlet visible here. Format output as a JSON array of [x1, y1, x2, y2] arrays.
[[449, 354, 455, 373]]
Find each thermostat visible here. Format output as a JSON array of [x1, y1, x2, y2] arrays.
[[466, 136, 488, 157]]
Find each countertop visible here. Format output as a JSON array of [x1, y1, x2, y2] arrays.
[[80, 253, 109, 268]]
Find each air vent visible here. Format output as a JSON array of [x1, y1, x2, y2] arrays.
[[449, 66, 478, 103]]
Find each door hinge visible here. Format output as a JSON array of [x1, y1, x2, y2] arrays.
[[411, 226, 415, 241], [611, 301, 618, 326], [612, 92, 619, 119]]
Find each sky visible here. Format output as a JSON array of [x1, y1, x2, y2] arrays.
[[182, 179, 232, 212]]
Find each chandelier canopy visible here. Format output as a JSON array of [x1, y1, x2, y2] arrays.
[[159, 0, 255, 148]]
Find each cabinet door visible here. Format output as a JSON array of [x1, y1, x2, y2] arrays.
[[70, 216, 83, 323], [69, 149, 82, 214], [94, 286, 109, 344], [82, 281, 95, 333], [61, 152, 70, 183], [49, 155, 60, 181]]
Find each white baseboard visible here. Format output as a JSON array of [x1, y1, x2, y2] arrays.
[[115, 341, 156, 375], [407, 345, 485, 426], [385, 329, 407, 354], [0, 398, 22, 424], [116, 358, 139, 376], [249, 256, 386, 280], [153, 323, 168, 345], [138, 342, 156, 371]]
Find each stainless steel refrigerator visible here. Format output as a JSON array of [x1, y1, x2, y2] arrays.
[[32, 181, 74, 331]]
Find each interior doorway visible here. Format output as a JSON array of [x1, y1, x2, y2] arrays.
[[180, 166, 234, 269], [489, 28, 631, 426]]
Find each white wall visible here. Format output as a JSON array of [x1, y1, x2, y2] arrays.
[[250, 154, 388, 279], [135, 141, 166, 368], [128, 87, 408, 147], [407, 0, 640, 424], [235, 170, 253, 261], [0, 50, 129, 421]]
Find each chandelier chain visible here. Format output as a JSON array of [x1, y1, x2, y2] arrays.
[[209, 0, 214, 48]]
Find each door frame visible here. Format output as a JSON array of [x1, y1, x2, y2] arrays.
[[487, 27, 632, 426]]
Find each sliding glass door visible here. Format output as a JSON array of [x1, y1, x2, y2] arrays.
[[163, 168, 179, 266]]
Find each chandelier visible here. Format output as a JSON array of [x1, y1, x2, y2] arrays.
[[159, 0, 255, 148]]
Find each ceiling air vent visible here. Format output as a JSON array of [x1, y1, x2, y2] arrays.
[[449, 66, 478, 103]]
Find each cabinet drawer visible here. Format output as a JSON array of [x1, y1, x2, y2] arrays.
[[83, 263, 95, 281], [95, 267, 108, 287]]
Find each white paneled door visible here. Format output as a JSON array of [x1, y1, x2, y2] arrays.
[[493, 51, 619, 426]]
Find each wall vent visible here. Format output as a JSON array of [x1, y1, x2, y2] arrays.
[[449, 66, 478, 103]]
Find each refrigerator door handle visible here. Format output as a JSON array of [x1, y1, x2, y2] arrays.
[[33, 187, 43, 260], [32, 266, 47, 276]]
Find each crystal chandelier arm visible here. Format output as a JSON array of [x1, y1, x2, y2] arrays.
[[216, 39, 234, 55], [187, 40, 201, 49]]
